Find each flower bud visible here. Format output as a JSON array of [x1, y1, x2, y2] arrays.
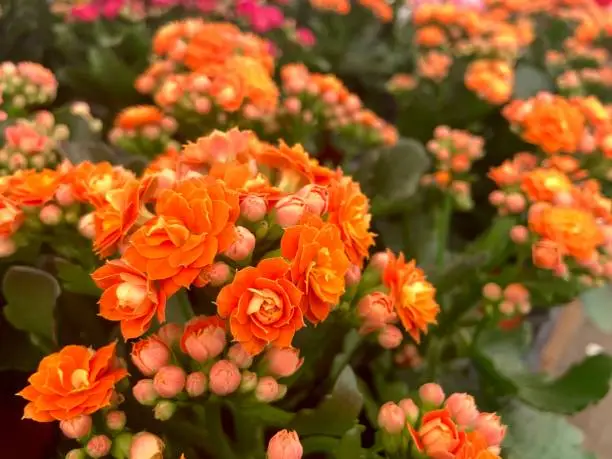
[[274, 195, 305, 228], [378, 325, 403, 349], [39, 204, 62, 225], [130, 432, 165, 459], [370, 252, 390, 271], [240, 370, 258, 392], [106, 410, 126, 431], [475, 412, 507, 446], [503, 283, 529, 304], [207, 262, 232, 287], [131, 336, 171, 376], [419, 382, 445, 407], [86, 435, 111, 458], [60, 415, 92, 439], [510, 225, 529, 244], [265, 347, 303, 378], [55, 184, 75, 206], [295, 184, 328, 215], [157, 323, 183, 347], [358, 292, 396, 332], [532, 240, 562, 270], [241, 195, 268, 221], [209, 360, 241, 396], [0, 238, 16, 258], [65, 449, 86, 459], [505, 193, 526, 213], [399, 398, 419, 424], [154, 400, 177, 421], [228, 343, 253, 369], [153, 365, 186, 398], [345, 264, 361, 287], [78, 212, 96, 239], [182, 317, 227, 362], [377, 402, 406, 434], [267, 430, 303, 459], [224, 226, 256, 261], [445, 393, 479, 428], [186, 372, 208, 397], [111, 432, 133, 459], [256, 376, 280, 402], [488, 190, 505, 206], [482, 283, 502, 302], [133, 379, 159, 406]]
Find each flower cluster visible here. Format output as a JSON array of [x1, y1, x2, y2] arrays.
[[0, 61, 57, 116], [421, 126, 485, 210], [309, 0, 393, 22], [377, 382, 506, 458]]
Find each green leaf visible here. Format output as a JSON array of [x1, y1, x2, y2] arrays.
[[512, 64, 554, 100], [2, 266, 60, 343], [0, 315, 44, 371], [165, 290, 194, 325], [239, 403, 294, 427], [56, 261, 101, 296], [335, 425, 365, 459], [57, 140, 118, 165], [476, 326, 612, 413], [503, 402, 595, 459], [290, 366, 364, 437], [582, 285, 612, 333]]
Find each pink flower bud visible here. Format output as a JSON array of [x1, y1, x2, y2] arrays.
[[498, 301, 515, 315], [224, 226, 256, 261], [209, 360, 241, 396], [65, 449, 86, 459], [39, 204, 62, 225], [240, 370, 258, 392], [86, 435, 111, 458], [78, 212, 96, 239], [131, 336, 171, 376], [256, 376, 280, 402], [241, 195, 268, 221], [482, 283, 502, 301], [445, 393, 479, 428], [505, 193, 526, 213], [55, 184, 75, 206], [358, 292, 396, 332], [419, 382, 445, 406], [186, 372, 208, 397], [378, 325, 403, 349], [295, 184, 328, 215], [370, 252, 390, 271], [399, 398, 419, 424], [489, 190, 505, 206], [228, 343, 253, 369], [267, 430, 303, 459], [153, 365, 186, 398], [106, 410, 126, 431], [60, 415, 92, 439], [284, 97, 302, 114], [182, 316, 227, 362], [275, 195, 305, 228], [504, 283, 529, 304], [130, 432, 165, 459], [133, 379, 158, 406], [510, 225, 529, 244], [157, 323, 183, 347], [345, 264, 361, 287], [475, 412, 507, 446], [265, 347, 303, 378], [154, 400, 177, 421], [377, 402, 406, 434]]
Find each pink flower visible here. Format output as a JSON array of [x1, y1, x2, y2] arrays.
[[296, 28, 316, 47], [444, 393, 479, 428], [4, 124, 49, 154], [267, 430, 303, 459], [70, 5, 100, 21]]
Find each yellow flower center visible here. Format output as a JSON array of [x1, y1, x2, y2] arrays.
[[71, 369, 90, 390], [247, 288, 282, 325], [116, 282, 147, 307]]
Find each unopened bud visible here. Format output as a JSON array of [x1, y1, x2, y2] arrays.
[[377, 402, 406, 434], [255, 376, 280, 402], [133, 379, 158, 406], [86, 435, 111, 458], [209, 360, 241, 396], [60, 415, 92, 439], [228, 343, 253, 369], [106, 410, 126, 431], [240, 370, 258, 392], [378, 325, 403, 349], [186, 372, 208, 397], [419, 382, 445, 407], [154, 400, 177, 421], [224, 226, 256, 261], [240, 195, 267, 221], [153, 365, 186, 398]]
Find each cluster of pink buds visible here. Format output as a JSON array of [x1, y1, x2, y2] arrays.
[[394, 343, 423, 368], [482, 282, 532, 320], [109, 105, 178, 157], [131, 318, 303, 417], [377, 382, 506, 457], [279, 64, 398, 146], [0, 112, 68, 172], [421, 126, 485, 210], [0, 62, 57, 115]]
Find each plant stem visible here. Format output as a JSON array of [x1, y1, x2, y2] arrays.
[[435, 194, 453, 269], [204, 400, 240, 459]]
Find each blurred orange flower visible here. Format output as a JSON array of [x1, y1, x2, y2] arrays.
[[18, 342, 127, 422], [6, 169, 60, 206], [521, 168, 573, 202], [0, 196, 23, 238], [281, 214, 350, 323], [115, 105, 164, 130], [217, 258, 304, 355]]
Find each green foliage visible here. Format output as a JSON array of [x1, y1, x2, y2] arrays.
[[582, 285, 612, 333], [0, 0, 53, 63]]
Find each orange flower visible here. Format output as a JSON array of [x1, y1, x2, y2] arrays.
[[409, 409, 466, 458], [255, 142, 314, 187], [465, 60, 514, 105], [6, 169, 60, 206], [217, 258, 304, 355], [115, 105, 164, 130], [145, 147, 181, 176], [520, 95, 585, 154], [456, 431, 499, 459], [383, 252, 439, 342], [92, 260, 167, 339], [416, 26, 447, 47], [310, 0, 350, 14], [209, 72, 245, 112], [529, 206, 604, 262], [358, 0, 393, 22], [281, 214, 350, 323], [66, 161, 135, 206], [520, 168, 573, 202], [123, 177, 239, 296], [223, 56, 279, 113], [327, 177, 375, 267], [93, 176, 157, 258], [0, 196, 23, 238], [532, 239, 563, 270], [181, 128, 258, 168], [17, 342, 127, 422]]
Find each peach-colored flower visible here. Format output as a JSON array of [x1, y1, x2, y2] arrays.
[[0, 196, 23, 237], [6, 169, 60, 206], [409, 409, 466, 459]]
